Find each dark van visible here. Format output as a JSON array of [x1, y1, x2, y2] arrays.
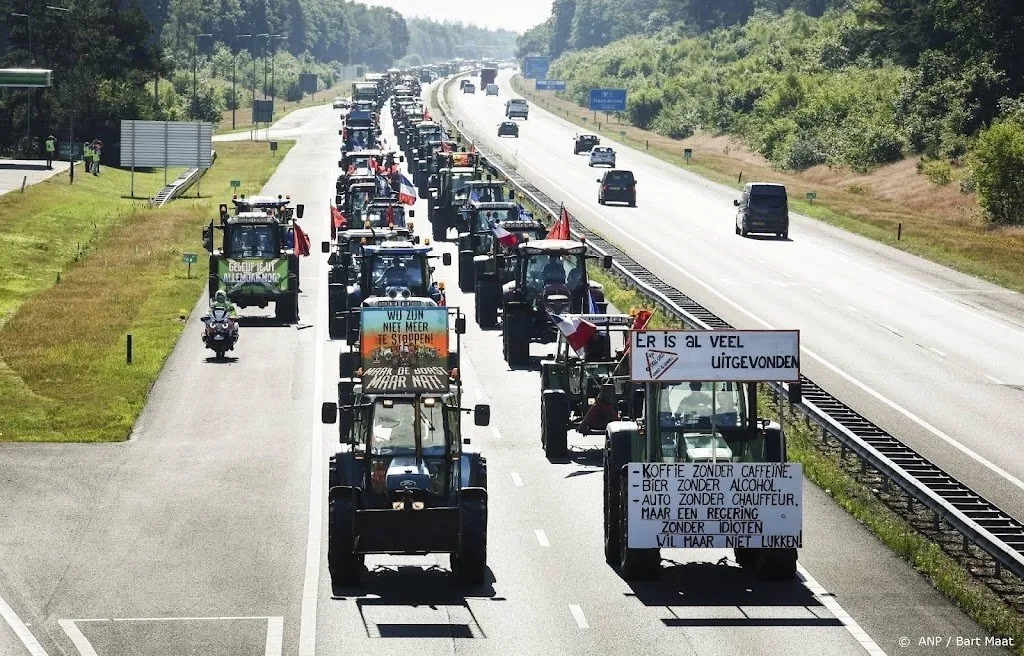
[[734, 183, 789, 238], [597, 169, 637, 207]]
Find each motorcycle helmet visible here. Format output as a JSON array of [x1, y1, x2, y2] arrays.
[[214, 290, 228, 303]]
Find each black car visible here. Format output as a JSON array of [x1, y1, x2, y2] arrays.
[[497, 121, 519, 138], [574, 134, 600, 154], [735, 182, 789, 238], [597, 170, 636, 207]]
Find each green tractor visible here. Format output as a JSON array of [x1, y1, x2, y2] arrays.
[[203, 201, 304, 323]]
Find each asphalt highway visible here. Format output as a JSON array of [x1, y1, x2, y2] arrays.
[[0, 83, 1010, 656], [448, 71, 1024, 522]]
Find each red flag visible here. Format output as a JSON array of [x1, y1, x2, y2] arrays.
[[469, 144, 477, 154], [622, 310, 655, 357], [386, 204, 395, 227], [332, 205, 347, 229], [547, 204, 571, 240], [424, 108, 432, 121], [441, 141, 452, 153], [294, 224, 311, 257]]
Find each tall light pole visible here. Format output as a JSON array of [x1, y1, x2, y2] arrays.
[[255, 33, 269, 108], [9, 12, 32, 143], [270, 35, 286, 117], [233, 33, 252, 130], [262, 34, 282, 100], [192, 33, 212, 120]]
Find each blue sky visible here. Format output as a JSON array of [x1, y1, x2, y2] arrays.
[[358, 0, 553, 34]]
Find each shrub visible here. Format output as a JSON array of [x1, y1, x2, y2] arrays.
[[921, 159, 953, 185], [627, 86, 664, 129], [970, 120, 1024, 225]]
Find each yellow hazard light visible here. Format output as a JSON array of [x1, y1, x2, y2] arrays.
[[424, 238, 432, 245]]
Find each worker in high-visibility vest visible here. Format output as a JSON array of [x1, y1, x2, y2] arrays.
[[83, 142, 93, 173], [91, 140, 102, 176], [45, 136, 56, 169]]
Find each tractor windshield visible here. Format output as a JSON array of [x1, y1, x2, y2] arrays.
[[227, 224, 278, 259], [369, 253, 428, 295], [522, 252, 586, 293], [351, 190, 373, 216], [364, 206, 407, 228], [451, 174, 475, 200], [655, 382, 752, 463], [369, 397, 448, 458], [472, 208, 513, 232]]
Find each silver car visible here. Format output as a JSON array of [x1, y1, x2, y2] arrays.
[[589, 146, 616, 167]]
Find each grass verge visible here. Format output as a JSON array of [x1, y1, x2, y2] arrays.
[[768, 393, 1024, 653], [510, 75, 1024, 293], [215, 81, 352, 134], [0, 140, 293, 442]]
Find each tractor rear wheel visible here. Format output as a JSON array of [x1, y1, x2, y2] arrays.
[[327, 490, 362, 587], [541, 390, 570, 459]]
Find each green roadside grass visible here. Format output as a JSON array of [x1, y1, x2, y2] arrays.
[[510, 75, 1024, 294], [0, 141, 293, 442], [214, 81, 352, 135]]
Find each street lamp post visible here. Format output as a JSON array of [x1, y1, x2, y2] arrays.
[[192, 33, 213, 120], [255, 33, 269, 108], [233, 34, 252, 130], [10, 12, 32, 143], [270, 35, 286, 119]]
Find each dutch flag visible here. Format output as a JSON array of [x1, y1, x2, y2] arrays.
[[584, 286, 599, 314], [550, 313, 597, 356], [470, 190, 481, 203], [398, 173, 417, 206], [491, 221, 518, 248], [376, 174, 392, 198]]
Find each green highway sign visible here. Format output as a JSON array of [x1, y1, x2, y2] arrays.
[[684, 148, 693, 160], [806, 191, 817, 201], [230, 180, 241, 188], [0, 68, 52, 88], [182, 253, 198, 265]]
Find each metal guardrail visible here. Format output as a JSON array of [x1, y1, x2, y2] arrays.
[[434, 75, 1024, 589], [150, 150, 217, 207]]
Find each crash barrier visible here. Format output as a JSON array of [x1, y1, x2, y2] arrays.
[[435, 74, 1024, 590], [151, 149, 217, 207]]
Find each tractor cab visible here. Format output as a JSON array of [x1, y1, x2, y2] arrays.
[[363, 201, 415, 229], [230, 194, 304, 224]]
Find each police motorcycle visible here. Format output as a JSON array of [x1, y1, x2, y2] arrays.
[[201, 306, 239, 359]]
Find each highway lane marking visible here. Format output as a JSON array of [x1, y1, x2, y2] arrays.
[[454, 96, 1024, 494], [60, 617, 284, 656], [298, 241, 329, 656], [809, 287, 823, 295], [534, 529, 550, 547], [986, 375, 1004, 385], [929, 347, 947, 357], [59, 620, 97, 656], [797, 566, 888, 655], [510, 472, 524, 487], [490, 426, 502, 440], [881, 323, 902, 337], [0, 593, 48, 656], [568, 604, 590, 629]]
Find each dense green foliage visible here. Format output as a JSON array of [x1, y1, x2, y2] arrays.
[[0, 0, 165, 156], [970, 120, 1024, 225], [157, 0, 408, 70], [401, 18, 516, 67], [520, 0, 1024, 223]]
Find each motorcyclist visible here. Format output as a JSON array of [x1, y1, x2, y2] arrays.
[[209, 290, 239, 331]]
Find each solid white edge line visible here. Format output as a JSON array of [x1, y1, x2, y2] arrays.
[[510, 472, 524, 487], [455, 90, 1024, 494], [0, 594, 48, 656], [929, 347, 947, 357], [298, 244, 329, 655], [798, 565, 888, 656], [57, 620, 96, 656], [985, 375, 1004, 385], [265, 616, 284, 656], [568, 604, 589, 629], [534, 529, 550, 547]]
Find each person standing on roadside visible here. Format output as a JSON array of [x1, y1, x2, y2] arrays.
[[83, 141, 93, 173], [92, 140, 102, 176], [45, 135, 56, 169]]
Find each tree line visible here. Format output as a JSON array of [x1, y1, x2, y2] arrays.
[[517, 0, 1024, 224], [401, 18, 517, 67]]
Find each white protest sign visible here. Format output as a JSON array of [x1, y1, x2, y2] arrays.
[[626, 462, 803, 549], [630, 330, 800, 382]]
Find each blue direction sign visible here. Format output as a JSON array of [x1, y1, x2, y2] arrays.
[[523, 56, 550, 80], [589, 88, 627, 112], [536, 80, 566, 91]]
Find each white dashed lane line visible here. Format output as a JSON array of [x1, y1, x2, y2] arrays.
[[568, 604, 589, 629], [510, 472, 524, 487], [534, 530, 550, 547]]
